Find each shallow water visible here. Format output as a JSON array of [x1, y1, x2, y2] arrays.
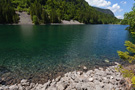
[[0, 24, 134, 85]]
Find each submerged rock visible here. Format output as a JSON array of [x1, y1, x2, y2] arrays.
[[104, 59, 110, 63]]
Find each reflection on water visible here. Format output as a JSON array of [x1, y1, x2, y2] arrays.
[[0, 25, 134, 85], [20, 25, 34, 40]]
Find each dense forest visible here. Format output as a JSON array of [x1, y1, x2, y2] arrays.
[[0, 0, 120, 24], [0, 0, 19, 24]]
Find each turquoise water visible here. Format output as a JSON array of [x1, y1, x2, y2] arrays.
[[0, 25, 134, 84]]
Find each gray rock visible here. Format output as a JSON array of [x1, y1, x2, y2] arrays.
[[1, 86, 9, 90], [100, 82, 104, 88], [110, 76, 114, 79], [104, 59, 110, 63], [21, 79, 29, 86], [75, 83, 82, 90], [83, 66, 87, 71], [55, 76, 61, 82], [104, 83, 114, 90], [114, 62, 120, 65], [0, 87, 3, 90], [43, 80, 51, 89], [103, 79, 110, 83], [29, 83, 35, 89], [86, 70, 93, 76], [77, 71, 83, 75], [48, 86, 57, 90], [35, 84, 43, 90], [95, 85, 102, 90], [9, 85, 18, 90], [56, 82, 68, 90], [99, 67, 103, 71], [88, 78, 94, 82], [94, 69, 99, 72], [18, 84, 24, 90]]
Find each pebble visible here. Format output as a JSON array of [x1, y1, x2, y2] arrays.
[[83, 66, 87, 70]]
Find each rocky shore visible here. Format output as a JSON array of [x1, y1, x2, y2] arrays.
[[61, 20, 84, 25], [0, 63, 129, 90]]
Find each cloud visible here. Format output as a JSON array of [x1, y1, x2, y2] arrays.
[[85, 0, 124, 15], [85, 0, 111, 7], [107, 3, 123, 13], [120, 1, 127, 4], [116, 15, 124, 19]]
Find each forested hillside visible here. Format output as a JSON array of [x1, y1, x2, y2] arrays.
[[0, 0, 120, 24], [0, 0, 19, 24]]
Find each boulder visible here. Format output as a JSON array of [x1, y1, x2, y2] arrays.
[[21, 79, 29, 86]]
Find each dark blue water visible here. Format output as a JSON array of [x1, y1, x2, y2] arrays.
[[0, 25, 134, 84]]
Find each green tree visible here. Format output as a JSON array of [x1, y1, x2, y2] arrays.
[[122, 9, 135, 36], [49, 9, 60, 23], [0, 0, 19, 24], [41, 10, 49, 24], [33, 15, 39, 24], [117, 1, 135, 88], [118, 41, 135, 63]]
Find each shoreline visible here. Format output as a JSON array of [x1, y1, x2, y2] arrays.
[[0, 62, 130, 90], [0, 21, 84, 25]]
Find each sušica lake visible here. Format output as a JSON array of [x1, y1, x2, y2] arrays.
[[0, 25, 134, 85]]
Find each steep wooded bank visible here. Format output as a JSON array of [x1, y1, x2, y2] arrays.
[[0, 0, 120, 24]]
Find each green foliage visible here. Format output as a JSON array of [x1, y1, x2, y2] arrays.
[[4, 0, 119, 24], [0, 0, 19, 24], [116, 65, 134, 78], [49, 9, 60, 23], [16, 6, 23, 12], [41, 10, 49, 24], [122, 69, 134, 78], [118, 41, 135, 63], [121, 8, 135, 36], [117, 2, 135, 87], [33, 15, 39, 25], [132, 77, 135, 84], [0, 0, 120, 24], [30, 0, 51, 24]]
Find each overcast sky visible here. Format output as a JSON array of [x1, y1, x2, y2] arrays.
[[85, 0, 134, 19]]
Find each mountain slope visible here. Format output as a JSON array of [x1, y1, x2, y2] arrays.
[[94, 7, 115, 16]]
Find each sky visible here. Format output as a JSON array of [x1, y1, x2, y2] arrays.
[[85, 0, 134, 19]]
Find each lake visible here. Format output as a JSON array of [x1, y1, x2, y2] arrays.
[[0, 24, 134, 85]]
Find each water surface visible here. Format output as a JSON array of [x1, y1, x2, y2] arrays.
[[0, 25, 134, 84]]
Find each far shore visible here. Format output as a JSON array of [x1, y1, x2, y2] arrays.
[[0, 20, 84, 25]]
